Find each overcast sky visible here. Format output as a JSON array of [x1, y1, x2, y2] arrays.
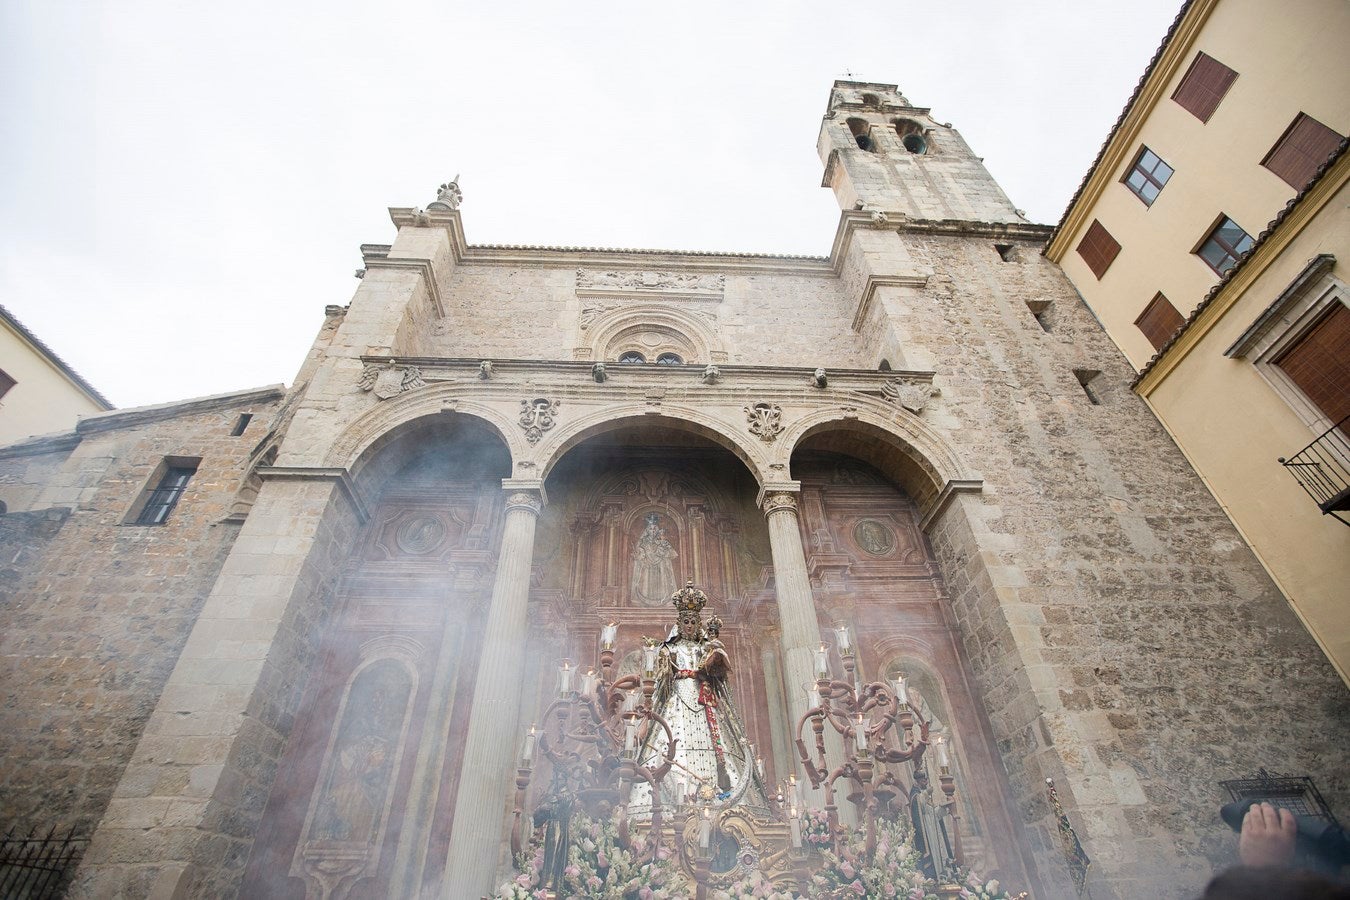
[[1, 0, 1182, 411]]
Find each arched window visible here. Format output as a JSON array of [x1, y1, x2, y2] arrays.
[[878, 359, 892, 372], [894, 118, 928, 155], [846, 118, 874, 152], [861, 92, 882, 108], [655, 353, 683, 366], [618, 351, 646, 364]]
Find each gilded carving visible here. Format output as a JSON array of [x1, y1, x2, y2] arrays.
[[518, 398, 559, 444], [744, 402, 784, 442], [358, 362, 426, 400]]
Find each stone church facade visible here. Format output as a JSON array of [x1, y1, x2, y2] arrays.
[[1, 80, 1346, 899]]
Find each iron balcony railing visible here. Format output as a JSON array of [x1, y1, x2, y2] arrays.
[[1280, 414, 1350, 526]]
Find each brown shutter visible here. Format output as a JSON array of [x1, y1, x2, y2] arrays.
[[1134, 293, 1186, 351], [1171, 52, 1238, 122], [1274, 303, 1350, 427], [1262, 113, 1345, 190], [1075, 219, 1122, 279]]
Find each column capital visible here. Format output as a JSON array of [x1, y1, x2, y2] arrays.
[[758, 482, 802, 516], [501, 479, 546, 515]]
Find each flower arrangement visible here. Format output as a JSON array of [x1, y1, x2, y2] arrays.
[[496, 810, 690, 900], [498, 808, 1022, 900]]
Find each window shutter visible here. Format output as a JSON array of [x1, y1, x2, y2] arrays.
[[1262, 113, 1344, 190], [1172, 52, 1238, 122], [1135, 293, 1186, 351], [1274, 303, 1350, 428], [1075, 220, 1122, 279]]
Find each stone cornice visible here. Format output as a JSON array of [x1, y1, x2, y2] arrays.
[[851, 274, 931, 331], [0, 431, 83, 459], [74, 385, 287, 436], [359, 355, 936, 395], [257, 465, 370, 523], [362, 256, 446, 317], [918, 479, 985, 531]]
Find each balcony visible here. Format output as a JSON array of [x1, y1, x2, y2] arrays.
[[1280, 414, 1350, 525]]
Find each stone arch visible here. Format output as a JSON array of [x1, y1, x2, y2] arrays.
[[893, 118, 930, 155], [584, 304, 723, 364], [779, 403, 978, 520], [535, 404, 769, 487], [324, 385, 526, 483]]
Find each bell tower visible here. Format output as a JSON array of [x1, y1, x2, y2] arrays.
[[817, 80, 1027, 224]]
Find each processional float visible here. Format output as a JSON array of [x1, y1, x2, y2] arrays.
[[502, 583, 1021, 899]]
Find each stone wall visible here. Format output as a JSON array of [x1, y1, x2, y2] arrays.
[[0, 393, 283, 839], [902, 229, 1350, 898]]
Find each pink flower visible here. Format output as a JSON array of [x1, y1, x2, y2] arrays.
[[639, 889, 654, 900], [596, 851, 609, 869], [588, 875, 602, 889], [564, 865, 580, 878], [514, 874, 531, 887], [840, 861, 855, 879], [657, 847, 671, 860], [850, 879, 866, 895]]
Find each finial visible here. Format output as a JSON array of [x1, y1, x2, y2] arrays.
[[428, 175, 462, 211]]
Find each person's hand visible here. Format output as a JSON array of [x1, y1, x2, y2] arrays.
[[1238, 802, 1297, 867]]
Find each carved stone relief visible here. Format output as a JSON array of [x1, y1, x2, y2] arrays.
[[518, 398, 560, 444], [853, 518, 896, 556], [881, 377, 939, 413], [358, 363, 427, 400], [744, 403, 784, 442], [576, 269, 726, 293]]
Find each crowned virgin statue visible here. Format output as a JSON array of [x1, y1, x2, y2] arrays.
[[628, 583, 769, 819]]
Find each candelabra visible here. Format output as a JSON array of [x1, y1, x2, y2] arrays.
[[509, 628, 679, 873], [793, 624, 964, 879]]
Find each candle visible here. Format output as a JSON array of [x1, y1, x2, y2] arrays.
[[601, 622, 618, 650], [835, 623, 851, 653], [892, 673, 908, 705], [936, 735, 950, 768], [521, 724, 537, 763], [581, 669, 597, 696], [557, 659, 574, 696], [853, 713, 867, 750], [806, 684, 821, 710], [622, 689, 639, 714], [698, 805, 713, 848], [788, 805, 802, 848], [756, 754, 765, 779], [624, 718, 638, 753], [814, 644, 829, 678], [642, 644, 658, 676]]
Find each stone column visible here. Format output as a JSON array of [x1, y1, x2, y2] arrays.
[[760, 487, 821, 739], [444, 485, 543, 897], [759, 638, 793, 782]]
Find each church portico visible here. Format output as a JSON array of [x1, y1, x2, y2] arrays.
[[6, 77, 1343, 900]]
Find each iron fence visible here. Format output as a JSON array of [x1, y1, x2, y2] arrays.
[[1279, 414, 1350, 526], [0, 826, 87, 899]]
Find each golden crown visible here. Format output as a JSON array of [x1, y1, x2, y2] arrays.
[[671, 581, 708, 614]]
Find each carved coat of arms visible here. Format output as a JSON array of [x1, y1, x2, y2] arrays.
[[358, 363, 427, 400], [744, 402, 784, 442], [881, 378, 938, 414], [519, 398, 560, 444]]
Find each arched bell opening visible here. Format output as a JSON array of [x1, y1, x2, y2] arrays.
[[241, 416, 513, 898]]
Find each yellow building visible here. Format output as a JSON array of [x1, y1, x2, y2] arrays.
[[1046, 0, 1350, 681], [0, 303, 112, 448]]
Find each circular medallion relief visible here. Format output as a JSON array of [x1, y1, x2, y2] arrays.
[[639, 331, 664, 347], [853, 518, 896, 556], [395, 515, 447, 555]]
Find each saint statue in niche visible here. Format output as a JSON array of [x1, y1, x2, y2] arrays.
[[628, 583, 768, 818], [630, 513, 679, 606]]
